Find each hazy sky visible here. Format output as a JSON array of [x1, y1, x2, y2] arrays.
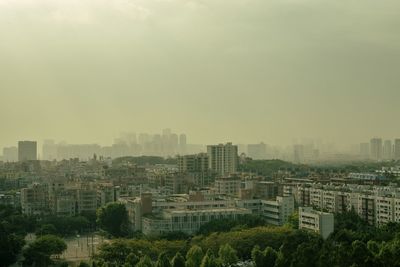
[[1, 0, 400, 150]]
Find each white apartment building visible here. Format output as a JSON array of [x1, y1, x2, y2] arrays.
[[261, 196, 294, 226], [375, 196, 395, 226], [310, 188, 323, 209], [299, 207, 334, 239], [296, 183, 400, 227]]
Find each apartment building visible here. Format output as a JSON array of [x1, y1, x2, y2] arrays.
[[375, 195, 395, 226], [97, 183, 120, 207], [260, 196, 294, 226], [215, 176, 241, 196], [207, 143, 238, 176], [77, 188, 98, 214], [21, 183, 49, 215], [299, 207, 334, 239], [357, 194, 376, 225]]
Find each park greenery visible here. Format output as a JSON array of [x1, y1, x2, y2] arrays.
[[5, 199, 400, 266], [0, 204, 95, 266], [97, 202, 129, 237], [92, 208, 400, 267], [22, 235, 67, 266]]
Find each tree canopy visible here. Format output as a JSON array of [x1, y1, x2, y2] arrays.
[[97, 202, 129, 237]]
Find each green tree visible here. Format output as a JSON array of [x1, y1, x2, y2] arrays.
[[22, 235, 67, 266], [79, 262, 91, 267], [350, 240, 371, 267], [186, 245, 204, 267], [126, 253, 140, 267], [287, 211, 299, 229], [367, 240, 380, 256], [200, 251, 219, 267], [251, 246, 265, 267], [0, 223, 25, 267], [218, 244, 238, 266], [136, 255, 154, 267], [155, 252, 171, 267], [36, 224, 57, 236], [171, 252, 185, 267], [97, 203, 129, 237], [263, 247, 278, 267]]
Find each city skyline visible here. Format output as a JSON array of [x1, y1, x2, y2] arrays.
[[2, 133, 400, 163], [1, 0, 400, 150]]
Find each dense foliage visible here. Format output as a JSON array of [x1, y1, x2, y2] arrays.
[[22, 235, 67, 266], [239, 159, 305, 176], [97, 202, 129, 237], [94, 209, 400, 267], [0, 205, 28, 266], [197, 214, 267, 235]]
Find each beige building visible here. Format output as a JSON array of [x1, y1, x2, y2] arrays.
[[207, 143, 238, 176], [215, 176, 241, 196], [299, 207, 334, 239]]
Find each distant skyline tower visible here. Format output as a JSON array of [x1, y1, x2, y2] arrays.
[[18, 141, 37, 161], [3, 146, 18, 162], [370, 138, 383, 161], [395, 139, 400, 160], [179, 134, 187, 154], [383, 140, 393, 160]]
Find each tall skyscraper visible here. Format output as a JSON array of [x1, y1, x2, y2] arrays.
[[179, 134, 187, 154], [383, 140, 393, 160], [395, 139, 400, 160], [207, 143, 238, 176], [370, 138, 383, 161], [18, 141, 37, 161]]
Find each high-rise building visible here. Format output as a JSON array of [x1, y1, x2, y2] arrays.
[[177, 153, 214, 187], [207, 143, 238, 176], [179, 134, 187, 154], [247, 143, 267, 160], [178, 153, 209, 173], [18, 141, 37, 161], [383, 140, 393, 160], [395, 139, 400, 160], [42, 139, 57, 161], [370, 138, 383, 161], [2, 146, 18, 162], [360, 143, 370, 159]]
